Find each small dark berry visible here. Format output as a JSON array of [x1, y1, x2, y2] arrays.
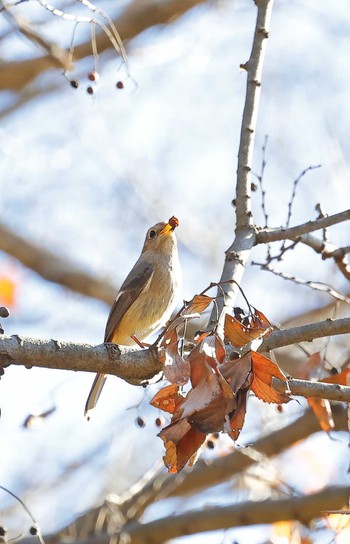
[[207, 440, 215, 449], [70, 80, 79, 89], [87, 86, 94, 95], [0, 307, 9, 318], [29, 526, 38, 535], [116, 81, 124, 89], [135, 416, 145, 428], [277, 404, 283, 413], [155, 417, 163, 428]]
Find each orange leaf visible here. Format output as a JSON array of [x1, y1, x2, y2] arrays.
[[228, 389, 249, 441], [150, 384, 184, 414], [162, 329, 190, 386], [159, 419, 206, 473], [221, 353, 252, 393], [224, 307, 272, 348], [183, 343, 235, 433], [322, 368, 350, 386], [189, 334, 226, 386], [0, 274, 16, 307], [295, 352, 322, 380], [183, 294, 214, 315], [251, 351, 290, 404], [308, 397, 334, 431]]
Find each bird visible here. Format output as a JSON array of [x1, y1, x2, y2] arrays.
[[84, 216, 181, 419]]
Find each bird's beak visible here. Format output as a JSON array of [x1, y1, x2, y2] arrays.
[[159, 216, 179, 235]]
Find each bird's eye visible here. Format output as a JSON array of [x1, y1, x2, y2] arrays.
[[148, 229, 157, 239]]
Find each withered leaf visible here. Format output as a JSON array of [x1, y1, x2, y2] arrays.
[[251, 351, 290, 404], [150, 384, 184, 414], [182, 344, 235, 433], [321, 368, 350, 386], [159, 419, 206, 473], [189, 334, 226, 386], [221, 353, 253, 393], [162, 328, 190, 386], [308, 397, 335, 432], [182, 294, 214, 316], [224, 307, 272, 348], [228, 389, 250, 441]]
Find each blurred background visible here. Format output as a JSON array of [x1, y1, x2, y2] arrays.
[[0, 0, 349, 541]]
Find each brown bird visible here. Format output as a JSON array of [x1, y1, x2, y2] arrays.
[[85, 216, 181, 419]]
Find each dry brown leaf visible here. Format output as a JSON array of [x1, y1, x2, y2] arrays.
[[182, 294, 214, 315], [224, 307, 272, 348], [159, 419, 206, 473], [321, 368, 350, 386], [307, 397, 335, 431], [251, 351, 290, 404], [162, 328, 190, 386], [182, 336, 235, 433], [228, 389, 250, 441], [221, 353, 252, 393], [150, 384, 184, 414]]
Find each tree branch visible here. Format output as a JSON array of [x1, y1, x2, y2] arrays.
[[120, 485, 350, 544], [0, 335, 163, 384], [0, 0, 207, 92], [213, 0, 274, 322], [0, 222, 116, 303], [274, 377, 350, 402], [300, 233, 350, 281], [48, 485, 350, 544], [256, 209, 350, 244], [260, 317, 350, 351], [1, 317, 349, 379]]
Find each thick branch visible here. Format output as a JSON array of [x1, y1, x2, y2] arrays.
[[274, 377, 350, 402], [0, 0, 207, 92], [213, 0, 274, 321], [300, 233, 350, 281], [0, 335, 163, 383], [121, 486, 350, 544], [260, 317, 350, 351], [1, 317, 348, 379], [0, 222, 116, 303], [256, 209, 350, 244]]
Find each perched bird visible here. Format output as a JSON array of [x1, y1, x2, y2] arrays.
[[85, 216, 181, 419]]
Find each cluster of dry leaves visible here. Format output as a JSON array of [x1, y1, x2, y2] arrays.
[[150, 295, 290, 473]]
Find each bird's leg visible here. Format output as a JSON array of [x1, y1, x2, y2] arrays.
[[131, 335, 151, 348]]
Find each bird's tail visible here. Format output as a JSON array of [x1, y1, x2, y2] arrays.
[[84, 373, 108, 419]]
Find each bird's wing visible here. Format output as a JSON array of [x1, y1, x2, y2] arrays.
[[104, 260, 154, 342]]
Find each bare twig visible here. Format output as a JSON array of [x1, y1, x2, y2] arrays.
[[282, 164, 321, 238], [273, 377, 350, 402], [0, 0, 207, 91], [256, 209, 350, 244], [252, 262, 350, 303]]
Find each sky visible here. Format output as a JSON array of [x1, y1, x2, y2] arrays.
[[0, 0, 349, 541]]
